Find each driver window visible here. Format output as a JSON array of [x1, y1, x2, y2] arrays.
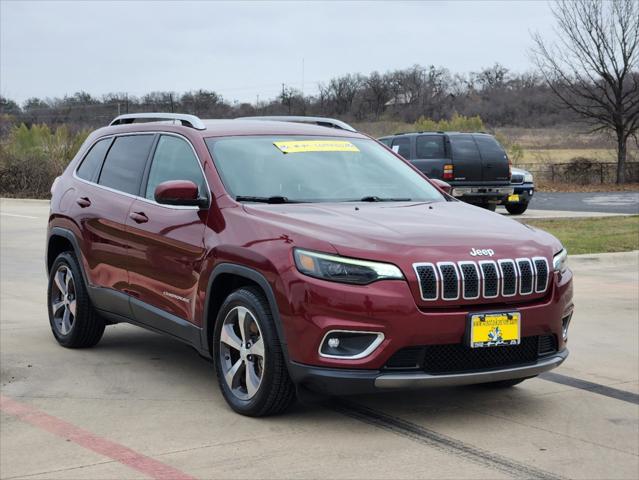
[[145, 135, 206, 200]]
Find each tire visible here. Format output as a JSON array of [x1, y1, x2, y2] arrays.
[[47, 251, 105, 348], [481, 377, 532, 388], [505, 202, 529, 215], [213, 287, 296, 417]]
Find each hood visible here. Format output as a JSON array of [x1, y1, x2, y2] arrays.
[[244, 200, 560, 262], [243, 200, 561, 307]]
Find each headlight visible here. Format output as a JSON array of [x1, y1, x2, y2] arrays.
[[553, 249, 568, 273], [524, 172, 534, 183], [294, 249, 404, 285]]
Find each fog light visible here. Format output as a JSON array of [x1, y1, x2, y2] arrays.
[[319, 330, 384, 359], [562, 314, 572, 342]]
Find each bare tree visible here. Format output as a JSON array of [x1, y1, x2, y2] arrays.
[[532, 0, 639, 183]]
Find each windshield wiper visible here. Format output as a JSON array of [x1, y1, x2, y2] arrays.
[[235, 195, 292, 204], [358, 196, 413, 202]]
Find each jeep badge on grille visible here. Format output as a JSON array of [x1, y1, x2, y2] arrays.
[[470, 248, 495, 257]]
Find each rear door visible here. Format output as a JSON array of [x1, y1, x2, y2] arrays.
[[448, 134, 482, 183], [124, 134, 209, 333], [72, 134, 155, 317], [473, 134, 510, 182], [411, 134, 447, 178]]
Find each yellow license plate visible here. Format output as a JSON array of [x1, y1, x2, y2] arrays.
[[508, 194, 520, 202], [470, 312, 520, 348]]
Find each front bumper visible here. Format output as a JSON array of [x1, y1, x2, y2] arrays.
[[289, 349, 568, 395], [503, 182, 535, 204]]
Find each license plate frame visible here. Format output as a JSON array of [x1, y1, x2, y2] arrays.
[[468, 311, 521, 348]]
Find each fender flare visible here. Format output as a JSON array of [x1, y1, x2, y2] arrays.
[[202, 263, 290, 362], [47, 227, 90, 287]]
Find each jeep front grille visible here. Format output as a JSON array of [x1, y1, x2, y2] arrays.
[[414, 257, 550, 301]]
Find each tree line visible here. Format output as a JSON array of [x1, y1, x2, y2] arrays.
[[0, 63, 574, 132]]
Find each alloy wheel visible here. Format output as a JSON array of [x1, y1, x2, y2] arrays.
[[219, 306, 265, 400], [50, 265, 76, 335]]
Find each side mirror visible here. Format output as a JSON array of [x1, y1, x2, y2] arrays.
[[154, 180, 208, 208], [431, 178, 452, 195]]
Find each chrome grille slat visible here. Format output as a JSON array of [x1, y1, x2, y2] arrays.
[[414, 257, 548, 302], [533, 257, 549, 293], [480, 260, 499, 298], [437, 262, 460, 301], [517, 258, 534, 295], [498, 259, 517, 297]]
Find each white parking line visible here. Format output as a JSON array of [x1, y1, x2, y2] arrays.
[[0, 212, 40, 219]]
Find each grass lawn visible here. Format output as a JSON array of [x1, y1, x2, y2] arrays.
[[525, 215, 639, 254]]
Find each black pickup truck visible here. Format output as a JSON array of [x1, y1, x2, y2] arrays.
[[378, 132, 513, 210]]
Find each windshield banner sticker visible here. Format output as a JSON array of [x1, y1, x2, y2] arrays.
[[273, 140, 360, 154]]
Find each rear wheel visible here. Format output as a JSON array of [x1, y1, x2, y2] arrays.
[[213, 287, 296, 417], [47, 252, 105, 348], [505, 202, 529, 215]]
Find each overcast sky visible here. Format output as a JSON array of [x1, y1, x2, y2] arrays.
[[1, 0, 557, 105]]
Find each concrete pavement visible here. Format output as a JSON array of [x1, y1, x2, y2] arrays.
[[1, 198, 638, 479]]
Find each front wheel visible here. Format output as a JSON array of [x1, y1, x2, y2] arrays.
[[505, 202, 529, 215], [213, 287, 296, 417]]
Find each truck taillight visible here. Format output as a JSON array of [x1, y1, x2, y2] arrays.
[[443, 164, 454, 180], [508, 157, 512, 179]]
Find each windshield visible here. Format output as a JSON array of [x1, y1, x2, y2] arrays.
[[206, 136, 444, 203]]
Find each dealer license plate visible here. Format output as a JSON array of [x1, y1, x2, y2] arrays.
[[470, 312, 520, 348]]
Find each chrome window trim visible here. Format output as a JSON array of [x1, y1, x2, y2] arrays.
[[437, 261, 460, 301], [516, 258, 535, 295], [318, 330, 385, 360], [458, 261, 480, 300], [73, 131, 211, 211], [412, 262, 439, 301], [498, 259, 518, 298], [479, 260, 500, 299], [532, 256, 550, 293]]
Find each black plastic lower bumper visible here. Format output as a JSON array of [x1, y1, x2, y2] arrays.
[[288, 349, 568, 396]]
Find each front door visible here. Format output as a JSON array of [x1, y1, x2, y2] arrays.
[[125, 134, 209, 333]]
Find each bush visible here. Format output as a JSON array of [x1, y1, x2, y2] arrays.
[[0, 124, 89, 198], [413, 113, 485, 132]]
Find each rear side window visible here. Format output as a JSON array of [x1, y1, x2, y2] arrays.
[[98, 135, 154, 195], [449, 135, 480, 161], [145, 135, 206, 200], [474, 135, 507, 162], [76, 138, 111, 181], [391, 137, 411, 158], [416, 135, 445, 159]]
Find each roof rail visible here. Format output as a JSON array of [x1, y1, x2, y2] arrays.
[[109, 113, 206, 130], [236, 116, 357, 132]]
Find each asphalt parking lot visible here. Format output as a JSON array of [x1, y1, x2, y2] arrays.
[[1, 198, 638, 480], [529, 192, 639, 214]]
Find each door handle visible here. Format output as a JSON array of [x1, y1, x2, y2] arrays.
[[129, 211, 148, 224], [76, 197, 91, 208]]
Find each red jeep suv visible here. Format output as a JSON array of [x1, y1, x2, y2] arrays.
[[46, 113, 573, 416]]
